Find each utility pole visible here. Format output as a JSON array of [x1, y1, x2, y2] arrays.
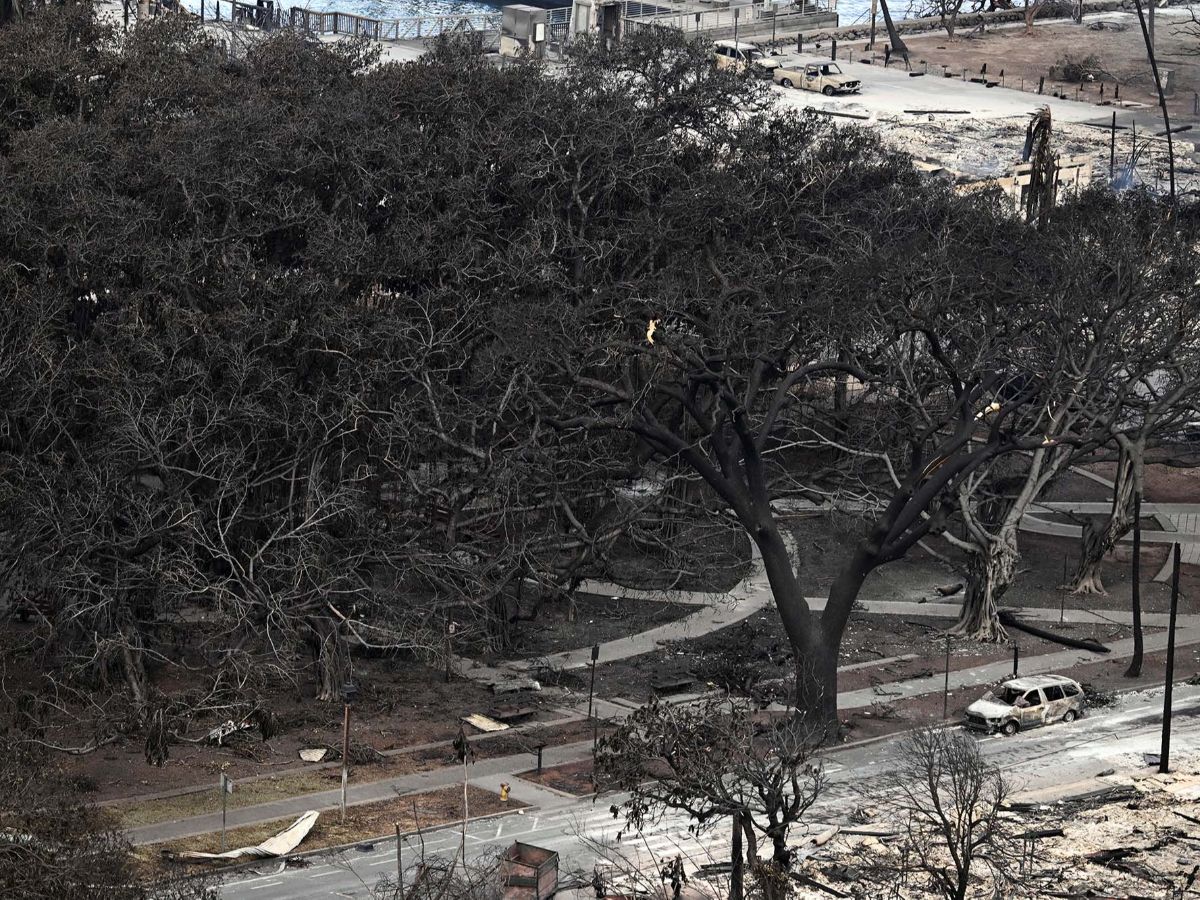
[[453, 726, 474, 867], [1160, 544, 1181, 774], [869, 0, 878, 48], [396, 823, 405, 900], [340, 681, 358, 823], [1109, 110, 1117, 181]]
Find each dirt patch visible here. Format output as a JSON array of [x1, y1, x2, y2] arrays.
[[20, 651, 540, 804], [498, 594, 695, 662], [110, 718, 595, 828], [516, 759, 597, 797], [900, 14, 1200, 129], [141, 783, 520, 862], [838, 640, 1200, 742], [601, 514, 751, 594], [787, 504, 1200, 616], [589, 601, 1161, 708]]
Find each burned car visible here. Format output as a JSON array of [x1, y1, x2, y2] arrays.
[[964, 674, 1085, 736]]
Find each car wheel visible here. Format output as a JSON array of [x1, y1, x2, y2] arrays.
[[781, 78, 793, 88], [1001, 720, 1019, 736], [822, 85, 836, 96], [1062, 710, 1077, 724]]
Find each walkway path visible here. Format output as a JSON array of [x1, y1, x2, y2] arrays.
[[458, 484, 1200, 690], [1022, 500, 1200, 577], [127, 481, 1200, 847], [129, 618, 1200, 847], [453, 530, 785, 687]]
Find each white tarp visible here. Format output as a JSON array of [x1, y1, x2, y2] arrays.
[[178, 810, 319, 862], [462, 713, 510, 733]]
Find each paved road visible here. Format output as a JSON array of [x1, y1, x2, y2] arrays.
[[217, 685, 1200, 899], [771, 17, 1190, 137]]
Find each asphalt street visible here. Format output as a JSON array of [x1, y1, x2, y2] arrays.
[[216, 685, 1200, 899]]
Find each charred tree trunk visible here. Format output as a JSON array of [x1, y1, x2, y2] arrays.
[[1071, 444, 1139, 595], [120, 625, 149, 706], [751, 519, 856, 738], [1126, 491, 1144, 677], [311, 621, 350, 702], [731, 814, 745, 900], [793, 636, 838, 739], [877, 0, 910, 59], [952, 533, 1017, 641]]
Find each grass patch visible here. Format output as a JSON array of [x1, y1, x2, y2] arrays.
[[117, 771, 336, 829], [115, 719, 594, 829], [140, 784, 522, 866], [516, 760, 596, 797]]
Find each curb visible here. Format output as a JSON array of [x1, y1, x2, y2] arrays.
[[103, 708, 585, 811], [129, 740, 598, 847], [155, 803, 531, 884]]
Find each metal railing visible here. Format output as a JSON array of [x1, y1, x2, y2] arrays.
[[203, 0, 287, 29], [199, 0, 501, 41], [288, 6, 500, 40], [622, 0, 837, 39], [546, 4, 571, 42]]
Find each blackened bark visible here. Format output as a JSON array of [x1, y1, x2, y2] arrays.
[[1126, 492, 1144, 677]]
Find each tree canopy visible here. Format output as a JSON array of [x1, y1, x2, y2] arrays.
[[1, 7, 1197, 743]]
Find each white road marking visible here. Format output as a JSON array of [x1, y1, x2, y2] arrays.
[[248, 881, 282, 890], [227, 874, 286, 887]]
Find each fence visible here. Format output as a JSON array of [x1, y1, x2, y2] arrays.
[[288, 6, 500, 40], [622, 0, 837, 41], [202, 0, 287, 29], [199, 0, 501, 42], [546, 4, 571, 42]]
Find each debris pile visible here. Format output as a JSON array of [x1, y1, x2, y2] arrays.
[[786, 756, 1200, 898]]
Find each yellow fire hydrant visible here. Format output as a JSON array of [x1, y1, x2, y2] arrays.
[[499, 782, 510, 803]]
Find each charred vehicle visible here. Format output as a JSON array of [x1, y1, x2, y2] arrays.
[[965, 675, 1086, 736]]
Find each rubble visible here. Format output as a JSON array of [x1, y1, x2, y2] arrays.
[[796, 756, 1200, 898]]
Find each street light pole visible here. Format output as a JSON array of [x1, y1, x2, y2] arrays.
[[1160, 544, 1181, 775], [340, 681, 358, 823], [587, 643, 599, 719], [942, 634, 951, 720]]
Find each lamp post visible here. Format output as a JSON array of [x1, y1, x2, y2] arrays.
[[340, 680, 358, 823], [942, 634, 951, 721], [587, 643, 600, 719], [219, 773, 233, 852], [1160, 544, 1181, 774], [445, 621, 457, 684]]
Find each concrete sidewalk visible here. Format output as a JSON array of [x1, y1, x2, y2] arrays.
[[128, 738, 595, 846], [129, 620, 1200, 848]]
